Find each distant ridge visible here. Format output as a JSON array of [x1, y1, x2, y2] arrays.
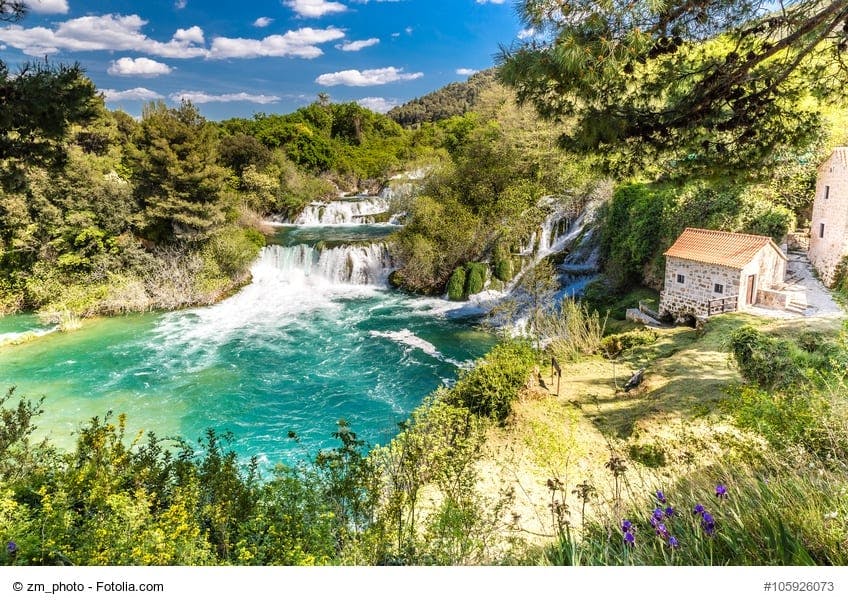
[[388, 68, 497, 126]]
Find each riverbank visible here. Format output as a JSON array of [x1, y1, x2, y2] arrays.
[[470, 311, 845, 548]]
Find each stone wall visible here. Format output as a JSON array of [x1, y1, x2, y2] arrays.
[[757, 288, 791, 309], [750, 245, 786, 291], [659, 257, 741, 319], [809, 150, 848, 286]]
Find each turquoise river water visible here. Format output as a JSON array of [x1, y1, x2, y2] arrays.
[[0, 225, 495, 465]]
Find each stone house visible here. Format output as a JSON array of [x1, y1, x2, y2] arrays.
[[809, 147, 848, 286], [658, 228, 787, 320]]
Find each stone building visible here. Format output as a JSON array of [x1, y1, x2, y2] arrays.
[[658, 228, 787, 321], [809, 147, 848, 286]]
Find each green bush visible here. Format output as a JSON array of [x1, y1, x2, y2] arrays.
[[446, 267, 466, 301], [600, 328, 659, 357], [443, 340, 536, 423], [493, 245, 513, 282], [464, 262, 487, 297], [728, 326, 804, 390]]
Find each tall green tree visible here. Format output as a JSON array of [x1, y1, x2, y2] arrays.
[[0, 3, 98, 186], [498, 0, 848, 175], [133, 101, 227, 243]]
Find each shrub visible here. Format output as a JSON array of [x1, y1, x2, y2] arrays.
[[600, 328, 659, 358], [446, 267, 466, 301], [464, 262, 487, 297], [492, 244, 513, 282], [443, 340, 536, 423], [728, 326, 803, 389]]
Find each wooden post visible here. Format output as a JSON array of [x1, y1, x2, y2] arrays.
[[551, 357, 562, 397]]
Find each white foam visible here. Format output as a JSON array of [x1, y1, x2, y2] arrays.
[[293, 198, 390, 226], [0, 326, 58, 346], [369, 329, 466, 368]]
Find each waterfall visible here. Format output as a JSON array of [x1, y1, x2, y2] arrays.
[[259, 242, 394, 286], [293, 198, 390, 226], [537, 212, 572, 258]]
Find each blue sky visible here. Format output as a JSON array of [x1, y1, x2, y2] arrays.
[[0, 0, 527, 120]]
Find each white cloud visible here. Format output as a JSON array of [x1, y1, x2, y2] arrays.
[[0, 15, 342, 61], [0, 14, 208, 58], [404, 26, 413, 35], [475, 0, 506, 4], [316, 66, 422, 86], [102, 87, 162, 102], [517, 27, 536, 39], [171, 91, 281, 104], [285, 0, 347, 18], [208, 27, 345, 59], [108, 57, 173, 77], [357, 96, 397, 113], [173, 26, 205, 45], [174, 0, 187, 9], [24, 0, 68, 14], [336, 37, 379, 52], [456, 68, 477, 76], [253, 17, 273, 27]]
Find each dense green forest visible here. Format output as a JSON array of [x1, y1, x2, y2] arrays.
[[387, 69, 497, 126]]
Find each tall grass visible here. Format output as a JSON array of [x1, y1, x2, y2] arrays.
[[536, 298, 607, 362], [545, 457, 848, 565]]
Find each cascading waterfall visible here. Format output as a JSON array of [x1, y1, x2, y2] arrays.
[[260, 242, 394, 286], [293, 197, 390, 226]]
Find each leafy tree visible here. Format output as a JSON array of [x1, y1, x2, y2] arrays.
[[499, 0, 848, 175], [218, 133, 271, 175], [132, 101, 227, 243]]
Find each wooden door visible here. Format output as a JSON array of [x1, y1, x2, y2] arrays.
[[745, 275, 756, 306]]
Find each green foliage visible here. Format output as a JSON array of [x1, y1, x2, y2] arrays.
[[0, 59, 99, 179], [387, 69, 497, 126], [492, 244, 513, 281], [728, 326, 805, 390], [599, 183, 666, 288], [547, 462, 848, 565], [499, 0, 845, 177], [600, 328, 659, 358], [444, 340, 537, 423], [133, 100, 228, 243], [446, 266, 466, 301], [464, 262, 487, 297]]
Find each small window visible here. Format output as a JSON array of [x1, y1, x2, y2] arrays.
[[676, 274, 685, 284], [825, 185, 830, 199], [714, 283, 724, 294], [820, 223, 825, 238]]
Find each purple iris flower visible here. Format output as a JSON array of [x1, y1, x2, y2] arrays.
[[621, 519, 633, 533], [6, 541, 16, 555], [652, 508, 664, 521], [716, 484, 728, 499], [701, 512, 716, 536], [624, 531, 635, 546], [655, 523, 669, 538], [656, 490, 667, 504], [693, 503, 705, 515], [664, 506, 675, 518], [668, 536, 679, 549]]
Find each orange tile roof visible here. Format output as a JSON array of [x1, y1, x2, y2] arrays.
[[664, 228, 786, 270]]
